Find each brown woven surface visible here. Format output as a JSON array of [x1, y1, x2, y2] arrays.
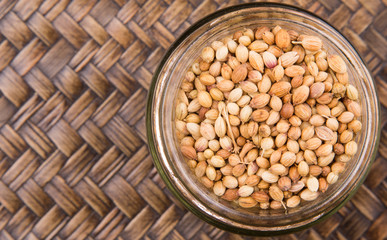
[[0, 0, 386, 239]]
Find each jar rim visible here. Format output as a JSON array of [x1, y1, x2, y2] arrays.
[[146, 2, 380, 235]]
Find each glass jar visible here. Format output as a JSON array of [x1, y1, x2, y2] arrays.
[[146, 3, 380, 235]]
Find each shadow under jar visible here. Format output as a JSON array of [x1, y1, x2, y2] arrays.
[[146, 3, 380, 235]]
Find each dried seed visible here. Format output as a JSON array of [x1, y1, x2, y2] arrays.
[[289, 181, 305, 193], [286, 195, 301, 208], [338, 111, 355, 123], [269, 185, 284, 201], [269, 163, 287, 176], [198, 91, 212, 108], [269, 81, 292, 97], [316, 144, 333, 157], [346, 84, 359, 100], [236, 44, 249, 63], [300, 189, 319, 201], [293, 85, 310, 105], [275, 29, 291, 49], [238, 197, 258, 208], [252, 191, 270, 202], [250, 93, 271, 108], [284, 65, 305, 77], [250, 109, 269, 122], [216, 45, 228, 61], [223, 175, 238, 188], [261, 171, 279, 183], [300, 36, 322, 52], [279, 51, 299, 68], [307, 176, 319, 192], [326, 172, 338, 184], [262, 31, 275, 45], [327, 55, 347, 73], [345, 141, 357, 155], [294, 104, 312, 121], [315, 126, 334, 141], [231, 64, 248, 83], [217, 79, 234, 92], [280, 151, 296, 167], [238, 185, 254, 197], [309, 82, 325, 99], [248, 40, 268, 52], [278, 176, 292, 191], [318, 152, 335, 167], [262, 51, 277, 69], [319, 178, 328, 192]]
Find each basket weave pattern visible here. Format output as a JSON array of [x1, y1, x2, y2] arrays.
[[0, 0, 386, 239]]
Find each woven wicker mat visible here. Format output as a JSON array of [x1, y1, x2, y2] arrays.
[[0, 0, 386, 239]]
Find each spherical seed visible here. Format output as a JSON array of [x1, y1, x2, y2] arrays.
[[345, 141, 358, 156], [232, 164, 246, 177], [269, 185, 284, 201], [307, 176, 319, 192], [216, 45, 228, 61], [280, 151, 296, 167], [278, 176, 292, 191], [316, 144, 333, 157], [338, 111, 355, 123], [298, 160, 309, 177], [236, 44, 249, 63], [286, 195, 301, 208], [238, 185, 254, 197], [348, 120, 362, 133], [269, 163, 287, 176], [255, 157, 269, 169], [261, 171, 279, 183], [327, 55, 347, 73], [318, 152, 335, 166], [300, 189, 319, 201], [327, 172, 339, 184], [346, 84, 359, 100], [238, 197, 257, 208], [261, 137, 274, 150], [223, 176, 238, 189]]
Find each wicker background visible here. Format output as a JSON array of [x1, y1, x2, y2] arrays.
[[0, 0, 386, 239]]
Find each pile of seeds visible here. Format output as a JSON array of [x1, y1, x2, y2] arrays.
[[175, 25, 362, 210]]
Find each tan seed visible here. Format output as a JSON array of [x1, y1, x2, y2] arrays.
[[250, 93, 271, 109], [285, 65, 305, 77], [275, 29, 291, 49], [238, 185, 254, 197], [261, 171, 279, 183], [327, 55, 347, 73], [249, 51, 264, 73], [301, 36, 322, 52], [345, 141, 358, 155], [269, 185, 284, 201], [286, 196, 301, 208], [238, 197, 257, 208], [293, 85, 310, 105], [279, 51, 299, 68], [309, 82, 325, 99], [231, 64, 248, 83], [307, 176, 319, 192], [300, 189, 319, 201], [269, 81, 292, 97], [252, 191, 270, 202]]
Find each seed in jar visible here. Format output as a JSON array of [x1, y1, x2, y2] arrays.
[[176, 25, 362, 210]]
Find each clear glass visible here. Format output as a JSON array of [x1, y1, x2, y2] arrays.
[[146, 3, 380, 235]]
